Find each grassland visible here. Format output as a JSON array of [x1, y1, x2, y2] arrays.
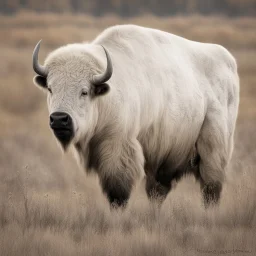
[[0, 11, 255, 255]]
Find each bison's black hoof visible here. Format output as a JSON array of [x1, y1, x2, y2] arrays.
[[202, 182, 222, 208]]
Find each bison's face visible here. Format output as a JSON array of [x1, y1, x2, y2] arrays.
[[34, 70, 110, 150], [32, 42, 112, 150]]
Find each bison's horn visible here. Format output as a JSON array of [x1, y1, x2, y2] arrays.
[[32, 40, 48, 77], [93, 46, 113, 85]]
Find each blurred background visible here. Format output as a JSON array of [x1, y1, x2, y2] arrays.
[[1, 0, 256, 16], [0, 1, 256, 254]]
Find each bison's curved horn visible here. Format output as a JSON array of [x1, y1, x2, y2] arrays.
[[32, 40, 48, 77], [93, 46, 113, 85]]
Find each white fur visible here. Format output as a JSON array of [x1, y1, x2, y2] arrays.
[[39, 25, 239, 191]]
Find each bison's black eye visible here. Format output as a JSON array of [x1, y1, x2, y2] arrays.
[[48, 87, 52, 94], [81, 91, 88, 97]]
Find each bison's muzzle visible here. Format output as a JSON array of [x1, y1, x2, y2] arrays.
[[50, 112, 74, 148]]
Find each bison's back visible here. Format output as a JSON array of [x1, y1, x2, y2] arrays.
[[92, 25, 239, 169]]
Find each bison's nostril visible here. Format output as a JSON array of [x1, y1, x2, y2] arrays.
[[62, 116, 69, 124]]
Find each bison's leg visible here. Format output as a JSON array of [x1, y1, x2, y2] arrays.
[[145, 173, 171, 202], [101, 173, 133, 207], [196, 109, 232, 207], [98, 138, 145, 207], [145, 162, 180, 202]]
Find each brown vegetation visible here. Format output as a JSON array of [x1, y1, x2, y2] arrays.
[[0, 12, 256, 255]]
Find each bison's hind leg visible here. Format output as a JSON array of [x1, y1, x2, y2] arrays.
[[200, 180, 222, 206], [196, 108, 233, 208], [190, 152, 223, 207]]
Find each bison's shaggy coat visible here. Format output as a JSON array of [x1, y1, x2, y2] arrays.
[[33, 25, 239, 206]]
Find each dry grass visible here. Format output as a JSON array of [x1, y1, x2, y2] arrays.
[[0, 12, 256, 255]]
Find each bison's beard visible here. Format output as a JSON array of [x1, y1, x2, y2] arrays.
[[53, 129, 74, 151]]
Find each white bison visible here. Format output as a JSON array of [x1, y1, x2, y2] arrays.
[[32, 25, 239, 207]]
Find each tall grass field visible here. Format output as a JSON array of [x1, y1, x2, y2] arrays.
[[0, 12, 256, 255]]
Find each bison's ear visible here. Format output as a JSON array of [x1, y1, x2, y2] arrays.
[[33, 75, 47, 90], [94, 83, 110, 96]]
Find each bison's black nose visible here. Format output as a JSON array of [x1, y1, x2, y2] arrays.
[[50, 112, 72, 129], [49, 112, 74, 149]]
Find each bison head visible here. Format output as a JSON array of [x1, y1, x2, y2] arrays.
[[32, 40, 113, 150]]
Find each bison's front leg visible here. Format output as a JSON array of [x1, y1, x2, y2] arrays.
[[96, 138, 145, 207], [101, 173, 133, 207]]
